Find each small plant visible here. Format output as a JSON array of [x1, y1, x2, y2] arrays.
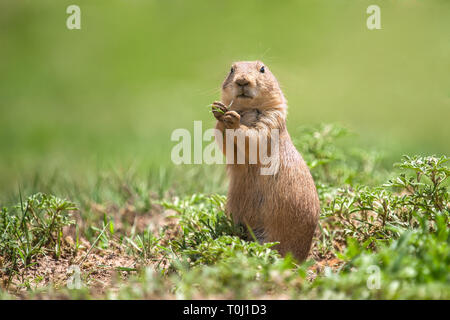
[[385, 155, 449, 224], [0, 193, 76, 275], [162, 193, 244, 262], [318, 155, 449, 254]]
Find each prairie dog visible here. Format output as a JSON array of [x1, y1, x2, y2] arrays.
[[211, 61, 320, 261]]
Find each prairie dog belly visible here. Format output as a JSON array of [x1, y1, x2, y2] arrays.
[[226, 136, 292, 226]]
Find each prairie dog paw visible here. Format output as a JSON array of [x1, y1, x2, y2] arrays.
[[222, 111, 241, 129], [211, 101, 228, 120]]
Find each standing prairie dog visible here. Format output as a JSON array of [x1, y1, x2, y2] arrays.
[[211, 61, 320, 262]]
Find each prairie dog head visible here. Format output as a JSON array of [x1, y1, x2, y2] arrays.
[[221, 61, 286, 111]]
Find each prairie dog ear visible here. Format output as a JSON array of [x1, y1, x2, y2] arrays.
[[230, 63, 237, 73], [255, 60, 265, 68]]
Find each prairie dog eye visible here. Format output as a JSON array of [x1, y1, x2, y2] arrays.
[[259, 66, 265, 73], [230, 67, 234, 73]]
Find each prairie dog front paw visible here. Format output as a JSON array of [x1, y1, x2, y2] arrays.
[[222, 111, 241, 129], [211, 101, 228, 120]]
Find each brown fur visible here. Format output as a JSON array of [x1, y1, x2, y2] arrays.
[[211, 61, 320, 261]]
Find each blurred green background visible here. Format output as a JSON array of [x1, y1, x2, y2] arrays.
[[0, 0, 449, 201]]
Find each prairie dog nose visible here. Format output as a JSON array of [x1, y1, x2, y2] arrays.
[[235, 77, 250, 87]]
